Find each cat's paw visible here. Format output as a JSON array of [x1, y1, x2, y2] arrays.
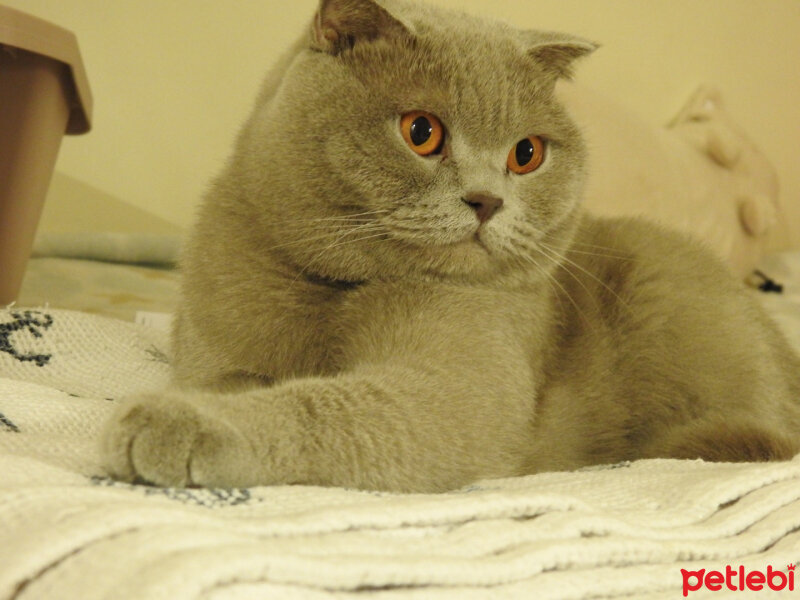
[[100, 392, 256, 488]]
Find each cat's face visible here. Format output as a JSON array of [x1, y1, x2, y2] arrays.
[[236, 0, 594, 284]]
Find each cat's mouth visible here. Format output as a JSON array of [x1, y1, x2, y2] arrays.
[[384, 224, 507, 280], [429, 229, 493, 260], [434, 228, 492, 253], [471, 230, 491, 252]]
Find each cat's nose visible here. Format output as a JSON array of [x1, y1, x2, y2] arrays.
[[463, 192, 504, 224]]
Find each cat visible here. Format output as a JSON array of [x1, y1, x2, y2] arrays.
[[100, 0, 800, 493]]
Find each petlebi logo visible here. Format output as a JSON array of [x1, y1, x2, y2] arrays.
[[681, 564, 795, 596]]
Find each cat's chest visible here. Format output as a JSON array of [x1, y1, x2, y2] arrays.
[[180, 278, 547, 386], [324, 281, 546, 371]]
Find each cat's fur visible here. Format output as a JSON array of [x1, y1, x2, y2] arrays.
[[101, 0, 800, 492]]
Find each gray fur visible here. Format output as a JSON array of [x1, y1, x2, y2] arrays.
[[101, 0, 800, 492]]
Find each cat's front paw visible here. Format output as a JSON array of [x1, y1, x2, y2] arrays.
[[100, 392, 256, 488]]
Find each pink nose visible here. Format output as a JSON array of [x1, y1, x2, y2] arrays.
[[463, 192, 504, 224]]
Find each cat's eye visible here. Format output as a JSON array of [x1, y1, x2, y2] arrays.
[[507, 135, 545, 175], [400, 111, 444, 156]]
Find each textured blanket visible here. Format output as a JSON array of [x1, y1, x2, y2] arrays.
[[1, 294, 799, 598]]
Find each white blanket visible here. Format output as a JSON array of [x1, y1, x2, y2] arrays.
[[2, 263, 800, 599]]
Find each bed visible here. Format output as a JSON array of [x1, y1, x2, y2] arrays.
[[1, 233, 799, 599]]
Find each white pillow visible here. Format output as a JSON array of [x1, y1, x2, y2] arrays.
[[559, 82, 779, 278]]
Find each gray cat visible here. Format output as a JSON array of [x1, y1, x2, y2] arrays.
[[100, 0, 800, 492]]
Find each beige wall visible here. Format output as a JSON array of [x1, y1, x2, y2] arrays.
[[5, 0, 800, 245]]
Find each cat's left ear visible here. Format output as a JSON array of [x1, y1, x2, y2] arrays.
[[525, 33, 598, 81], [311, 0, 410, 54]]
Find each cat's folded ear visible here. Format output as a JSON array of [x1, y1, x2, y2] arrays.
[[311, 0, 410, 54], [525, 32, 598, 81]]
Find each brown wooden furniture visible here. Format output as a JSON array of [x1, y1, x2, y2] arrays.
[[0, 5, 92, 304]]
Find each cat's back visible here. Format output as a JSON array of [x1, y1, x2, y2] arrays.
[[557, 213, 797, 368], [534, 214, 800, 467], [560, 214, 762, 330]]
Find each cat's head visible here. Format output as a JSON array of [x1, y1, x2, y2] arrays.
[[231, 0, 595, 284]]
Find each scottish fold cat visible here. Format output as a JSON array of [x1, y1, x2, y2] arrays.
[[101, 0, 800, 492]]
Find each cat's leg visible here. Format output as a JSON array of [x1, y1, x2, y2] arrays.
[[101, 363, 534, 492]]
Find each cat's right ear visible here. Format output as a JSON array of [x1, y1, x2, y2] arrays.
[[525, 33, 598, 82], [311, 0, 409, 54]]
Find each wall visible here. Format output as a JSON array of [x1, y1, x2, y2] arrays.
[[4, 0, 800, 247]]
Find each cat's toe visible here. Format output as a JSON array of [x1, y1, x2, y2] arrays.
[[100, 393, 257, 488], [185, 423, 257, 488], [100, 394, 199, 486], [100, 399, 142, 483]]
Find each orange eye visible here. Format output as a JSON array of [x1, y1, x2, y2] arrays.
[[507, 135, 545, 174], [400, 111, 444, 156]]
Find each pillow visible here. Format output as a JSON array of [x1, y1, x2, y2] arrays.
[[558, 82, 779, 278]]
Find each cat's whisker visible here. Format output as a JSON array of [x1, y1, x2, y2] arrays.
[[268, 210, 391, 235], [540, 232, 634, 260], [301, 209, 391, 223], [535, 245, 608, 321], [271, 215, 388, 231], [509, 222, 541, 239], [263, 223, 385, 253], [386, 219, 462, 233], [508, 239, 595, 332], [264, 222, 380, 234], [286, 228, 388, 289], [538, 241, 631, 312], [317, 231, 388, 252], [384, 217, 477, 246], [564, 240, 628, 253], [516, 252, 568, 317], [563, 247, 635, 261], [384, 226, 446, 243], [511, 223, 630, 261]]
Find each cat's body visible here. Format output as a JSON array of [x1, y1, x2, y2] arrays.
[[101, 0, 800, 492]]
